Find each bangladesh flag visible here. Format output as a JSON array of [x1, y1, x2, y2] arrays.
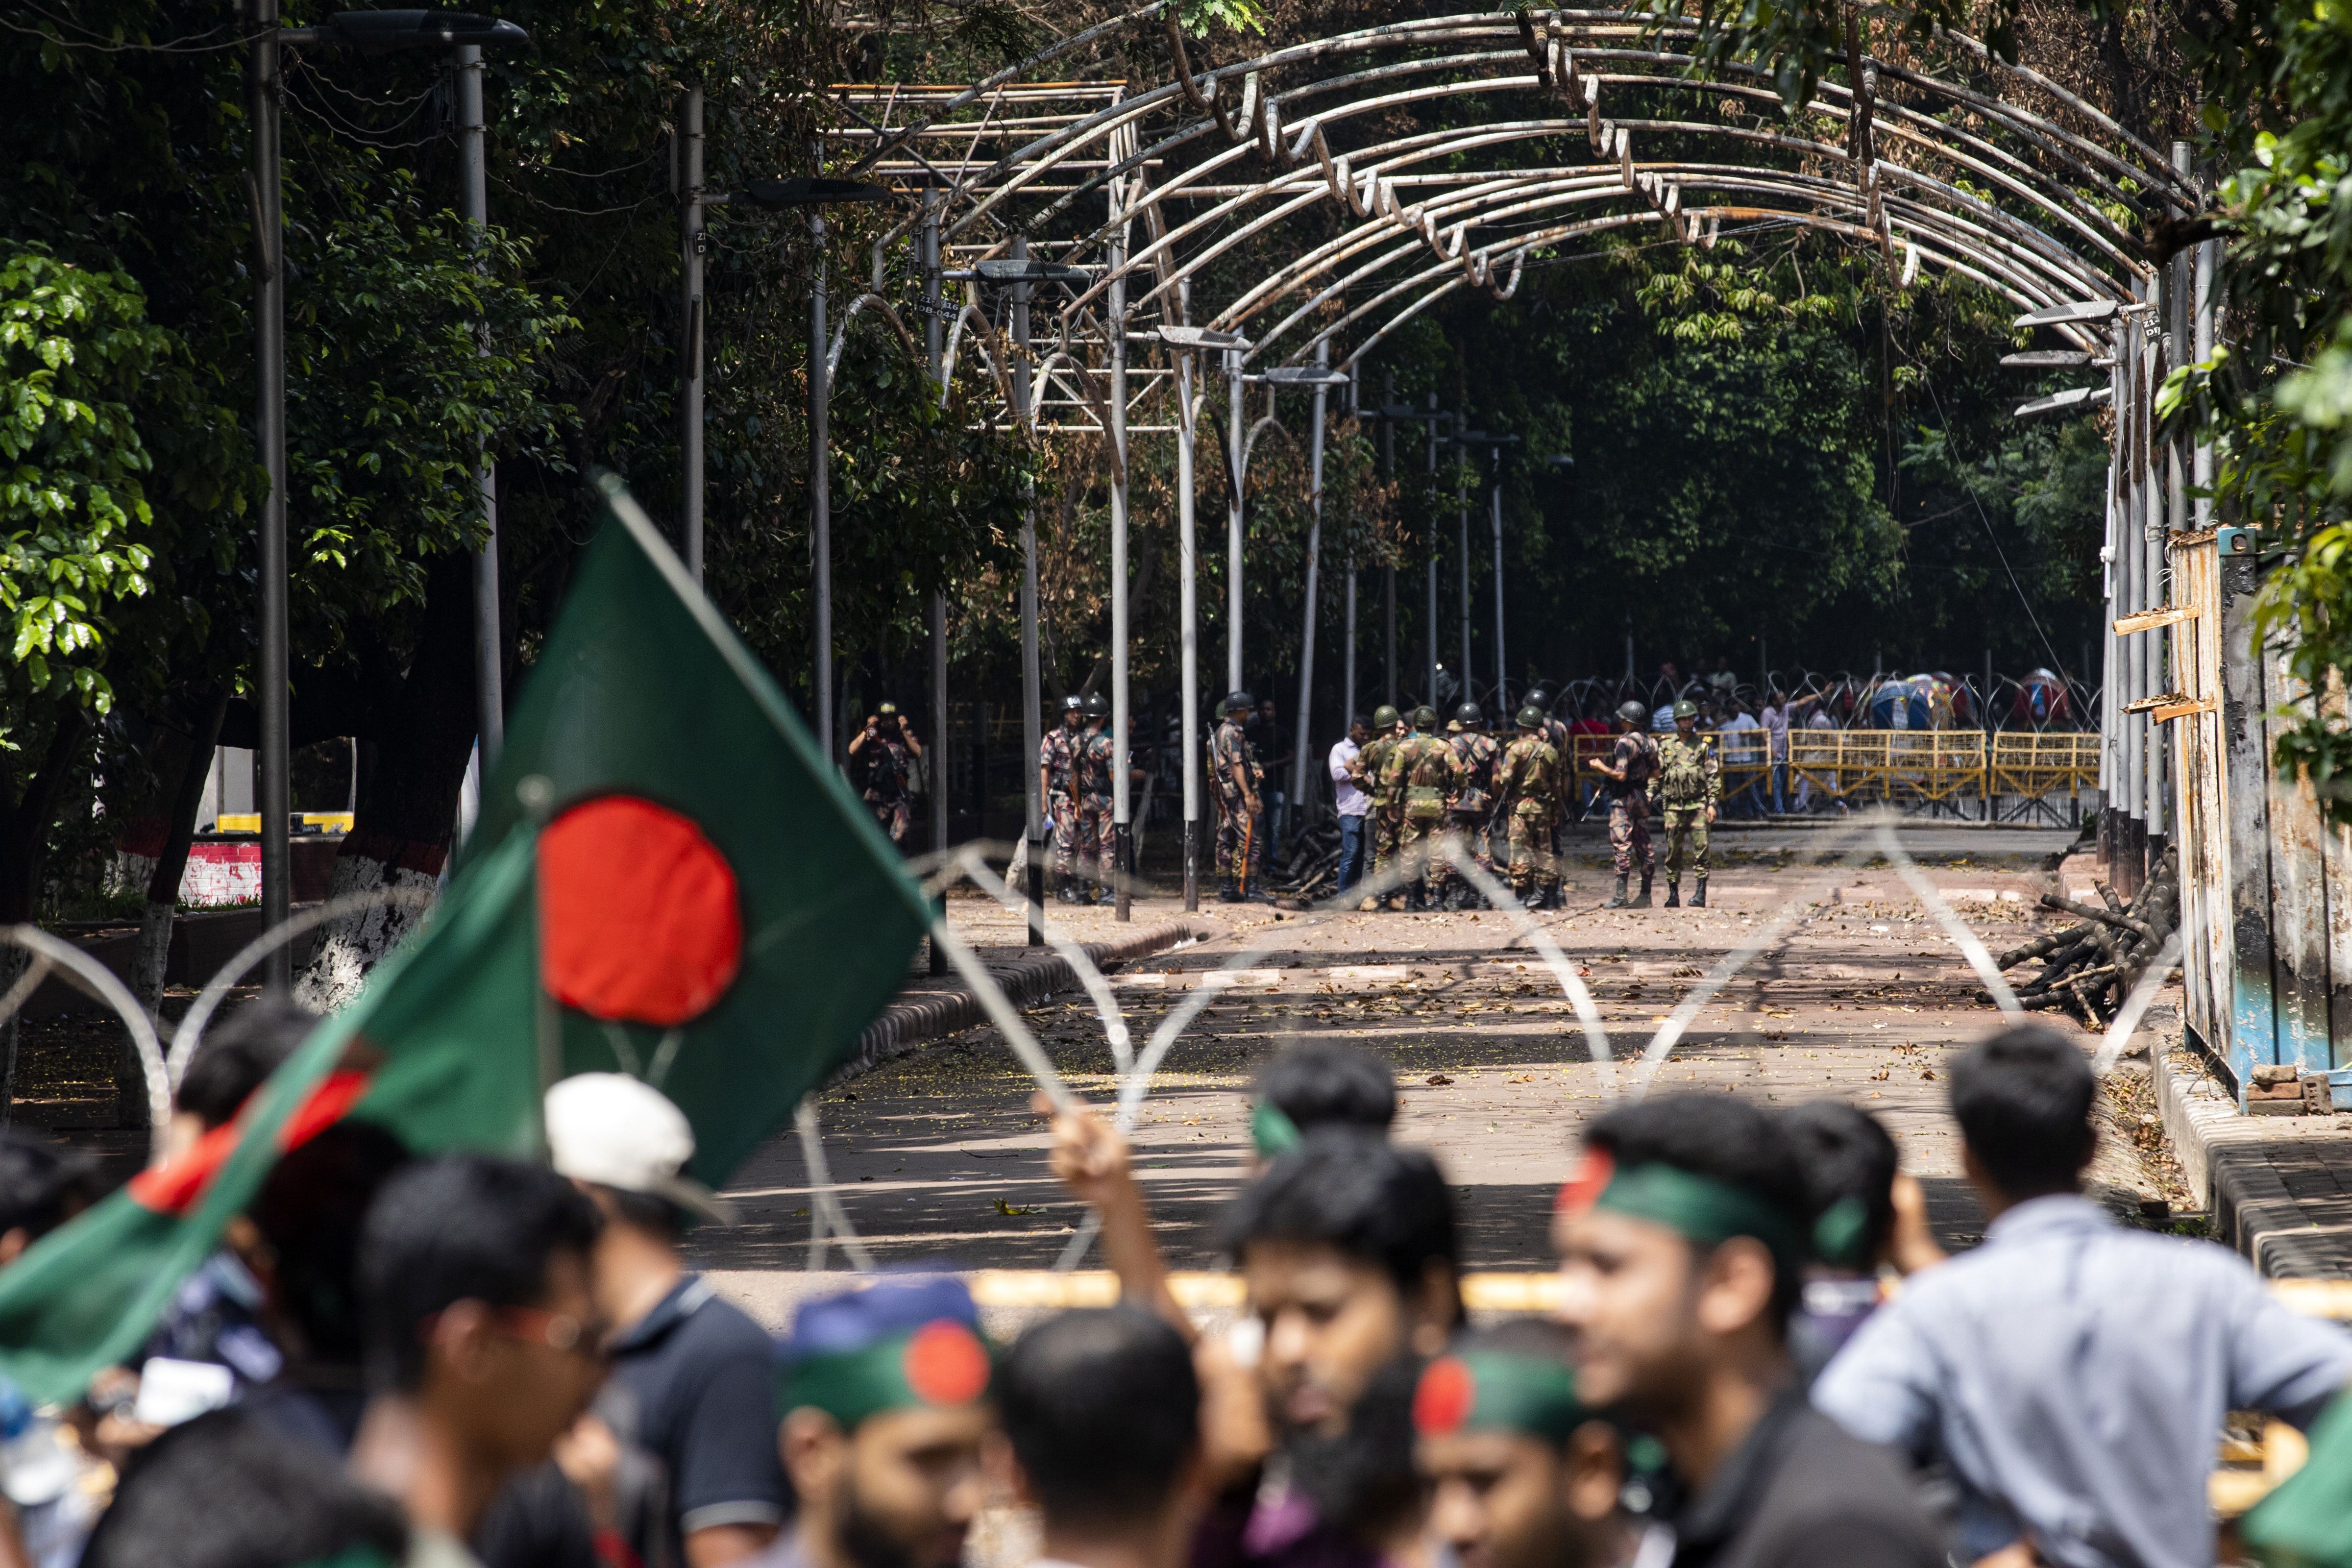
[[0, 471, 931, 1404]]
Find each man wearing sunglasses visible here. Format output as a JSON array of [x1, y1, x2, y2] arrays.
[[349, 1155, 609, 1568]]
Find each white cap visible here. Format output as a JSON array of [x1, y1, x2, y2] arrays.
[[544, 1073, 738, 1225]]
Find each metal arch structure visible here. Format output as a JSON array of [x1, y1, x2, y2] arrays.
[[822, 4, 2206, 896]]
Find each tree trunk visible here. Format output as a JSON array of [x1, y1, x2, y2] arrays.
[[0, 708, 92, 1123], [132, 688, 232, 1018], [298, 552, 483, 1010]]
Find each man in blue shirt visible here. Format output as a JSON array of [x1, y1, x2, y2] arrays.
[[547, 1074, 789, 1567], [1814, 1026, 2352, 1568]]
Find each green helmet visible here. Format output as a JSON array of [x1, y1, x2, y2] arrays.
[[1673, 698, 1698, 721], [1372, 704, 1401, 730], [1517, 704, 1546, 730], [1411, 705, 1439, 730], [1617, 700, 1648, 726]]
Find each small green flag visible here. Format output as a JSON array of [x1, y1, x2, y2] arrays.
[[0, 472, 930, 1403]]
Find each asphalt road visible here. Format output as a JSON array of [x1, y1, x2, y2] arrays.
[[687, 823, 2178, 1299]]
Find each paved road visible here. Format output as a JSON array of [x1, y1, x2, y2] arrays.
[[687, 825, 2170, 1291]]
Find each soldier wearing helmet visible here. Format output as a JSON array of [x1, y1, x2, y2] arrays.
[[1349, 704, 1409, 909], [1587, 698, 1660, 908], [1437, 702, 1501, 909], [1521, 687, 1575, 868], [1380, 706, 1464, 911], [1493, 705, 1567, 907], [1071, 693, 1115, 904], [850, 701, 925, 845], [1041, 694, 1086, 899], [1210, 691, 1267, 902], [1649, 698, 1720, 907]]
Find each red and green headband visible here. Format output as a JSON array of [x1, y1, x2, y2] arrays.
[[1556, 1148, 1806, 1263], [1414, 1351, 1588, 1446], [779, 1319, 993, 1431]]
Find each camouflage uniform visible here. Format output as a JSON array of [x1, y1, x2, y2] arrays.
[[1494, 732, 1565, 897], [1435, 729, 1501, 901], [861, 735, 915, 844], [1075, 725, 1115, 891], [1352, 729, 1404, 898], [1382, 732, 1463, 903], [1650, 731, 1721, 886], [1605, 731, 1660, 879], [1040, 724, 1083, 882], [1210, 715, 1263, 894]]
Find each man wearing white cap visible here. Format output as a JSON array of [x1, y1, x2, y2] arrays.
[[545, 1073, 788, 1567]]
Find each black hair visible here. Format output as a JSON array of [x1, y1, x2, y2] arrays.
[[357, 1154, 602, 1392], [596, 1184, 689, 1241], [998, 1307, 1200, 1529], [1581, 1092, 1811, 1329], [1948, 1024, 2095, 1198], [176, 997, 318, 1130], [1257, 1043, 1397, 1137], [1224, 1127, 1459, 1317], [80, 1404, 408, 1568], [1780, 1100, 1899, 1268], [0, 1128, 100, 1243], [251, 1120, 415, 1367]]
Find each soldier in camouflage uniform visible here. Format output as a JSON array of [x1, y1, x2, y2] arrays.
[[1040, 695, 1086, 900], [1210, 691, 1265, 902], [1349, 704, 1406, 909], [1587, 699, 1660, 908], [1493, 705, 1566, 907], [1436, 703, 1501, 908], [1074, 693, 1114, 904], [1649, 698, 1720, 907], [1380, 706, 1463, 911]]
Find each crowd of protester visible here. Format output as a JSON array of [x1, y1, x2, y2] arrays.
[[0, 1019, 2342, 1568]]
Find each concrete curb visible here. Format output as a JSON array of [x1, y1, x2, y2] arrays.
[[2155, 1041, 2352, 1277], [826, 920, 1214, 1087]]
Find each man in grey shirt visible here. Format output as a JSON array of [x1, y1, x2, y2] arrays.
[[1814, 1026, 2352, 1568]]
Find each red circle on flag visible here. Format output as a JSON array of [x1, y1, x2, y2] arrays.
[[538, 795, 742, 1027], [904, 1322, 990, 1406], [1414, 1356, 1475, 1437]]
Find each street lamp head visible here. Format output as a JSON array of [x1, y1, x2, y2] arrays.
[[1544, 452, 1574, 467], [325, 10, 531, 51], [1257, 366, 1351, 387], [1155, 325, 1250, 350], [741, 176, 898, 208]]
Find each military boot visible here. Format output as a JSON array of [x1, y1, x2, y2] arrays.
[[1607, 876, 1629, 908], [1664, 881, 1681, 908], [1634, 873, 1654, 908], [1690, 880, 1708, 908], [1218, 880, 1242, 904]]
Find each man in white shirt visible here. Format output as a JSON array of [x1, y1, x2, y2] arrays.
[[1328, 716, 1372, 897], [1718, 703, 1762, 817]]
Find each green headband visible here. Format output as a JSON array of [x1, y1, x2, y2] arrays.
[[1414, 1351, 1588, 1445], [1566, 1153, 1808, 1263], [1810, 1195, 1873, 1270], [779, 1321, 993, 1431], [1252, 1101, 1302, 1156]]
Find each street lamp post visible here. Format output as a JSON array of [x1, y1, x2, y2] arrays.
[[680, 87, 705, 584], [1457, 430, 1518, 710], [1158, 319, 1250, 914], [251, 7, 529, 989], [737, 175, 896, 763], [1261, 356, 1350, 847]]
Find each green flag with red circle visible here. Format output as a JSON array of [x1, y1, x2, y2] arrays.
[[0, 472, 930, 1402]]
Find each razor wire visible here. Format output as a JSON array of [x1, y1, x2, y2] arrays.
[[0, 927, 171, 1161]]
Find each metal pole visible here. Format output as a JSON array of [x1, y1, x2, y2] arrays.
[[1227, 348, 1245, 695], [1176, 285, 1201, 913], [2194, 236, 2218, 531], [924, 194, 948, 973], [1345, 567, 1357, 731], [1382, 367, 1396, 709], [1291, 342, 1328, 842], [1457, 449, 1471, 703], [458, 48, 505, 779], [253, 1, 291, 990], [1012, 236, 1044, 943], [1109, 223, 1133, 922], [679, 86, 705, 585], [1425, 393, 1439, 704], [810, 209, 833, 763], [1489, 445, 1506, 712]]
